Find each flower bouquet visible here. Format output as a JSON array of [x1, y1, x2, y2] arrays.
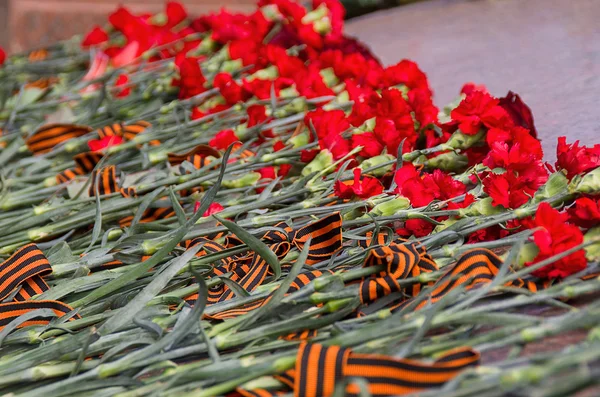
[[0, 1, 599, 396]]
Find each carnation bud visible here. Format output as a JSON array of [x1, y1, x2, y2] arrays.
[[148, 149, 168, 164], [458, 197, 504, 217], [249, 65, 278, 81], [273, 98, 307, 118], [313, 17, 332, 35], [319, 68, 339, 88], [221, 172, 261, 188], [533, 172, 568, 202], [516, 242, 539, 268], [572, 167, 600, 194], [302, 149, 333, 177], [222, 59, 243, 74], [279, 86, 299, 98], [358, 154, 395, 177], [433, 218, 459, 233], [446, 129, 485, 149], [288, 131, 309, 148], [302, 3, 329, 24], [197, 37, 216, 54], [369, 197, 410, 217], [584, 226, 600, 262], [149, 12, 168, 26], [260, 4, 284, 21], [424, 151, 468, 171]]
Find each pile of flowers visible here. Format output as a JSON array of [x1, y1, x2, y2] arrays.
[[0, 1, 599, 396]]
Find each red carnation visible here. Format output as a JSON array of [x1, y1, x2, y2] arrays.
[[0, 47, 5, 66], [498, 91, 537, 138], [460, 82, 488, 96], [334, 168, 384, 199], [396, 218, 435, 238], [247, 105, 269, 128], [114, 74, 131, 98], [174, 56, 207, 99], [195, 201, 224, 216], [555, 137, 600, 180], [88, 135, 124, 152], [451, 91, 511, 135], [568, 197, 600, 229], [209, 130, 238, 150], [484, 166, 547, 209], [82, 26, 109, 48], [214, 73, 247, 105], [525, 203, 587, 279], [394, 164, 466, 207], [165, 1, 188, 29]]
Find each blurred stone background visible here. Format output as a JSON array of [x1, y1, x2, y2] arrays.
[[1, 0, 599, 158], [0, 0, 257, 52]]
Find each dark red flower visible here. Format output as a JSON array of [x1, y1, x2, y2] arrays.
[[82, 26, 109, 48], [334, 168, 384, 199], [214, 73, 247, 105], [352, 132, 384, 158], [88, 135, 124, 152], [174, 56, 207, 99], [460, 82, 488, 96], [451, 91, 511, 135], [396, 218, 435, 238], [383, 60, 431, 93], [195, 202, 224, 216], [555, 137, 600, 180], [246, 105, 269, 128], [524, 203, 586, 279], [209, 130, 238, 150], [483, 166, 547, 209], [165, 1, 188, 29], [300, 149, 319, 163], [0, 47, 5, 66], [499, 91, 537, 138], [394, 164, 466, 208], [568, 197, 600, 229], [114, 74, 131, 98]]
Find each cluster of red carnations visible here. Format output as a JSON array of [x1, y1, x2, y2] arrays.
[[7, 0, 598, 280]]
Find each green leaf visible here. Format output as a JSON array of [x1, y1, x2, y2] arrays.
[[215, 214, 281, 280]]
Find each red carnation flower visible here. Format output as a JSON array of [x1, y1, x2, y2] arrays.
[[214, 73, 247, 105], [524, 203, 587, 279], [174, 56, 207, 99], [209, 129, 238, 150], [394, 164, 466, 207], [498, 91, 537, 138], [88, 135, 124, 152], [165, 1, 188, 29], [82, 26, 109, 48], [114, 74, 131, 98], [568, 197, 600, 229], [396, 218, 435, 238], [484, 165, 547, 209], [555, 137, 600, 180], [195, 201, 224, 216], [0, 47, 5, 66], [247, 105, 269, 128], [451, 91, 511, 135], [334, 168, 384, 199], [460, 82, 488, 96]]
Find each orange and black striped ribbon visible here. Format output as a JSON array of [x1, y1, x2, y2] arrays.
[[359, 241, 438, 304], [119, 205, 177, 228], [27, 124, 93, 155], [96, 121, 153, 142], [292, 213, 343, 266], [407, 248, 550, 311], [0, 244, 79, 330], [168, 145, 220, 166], [88, 165, 119, 196], [56, 151, 104, 184], [293, 343, 479, 397]]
